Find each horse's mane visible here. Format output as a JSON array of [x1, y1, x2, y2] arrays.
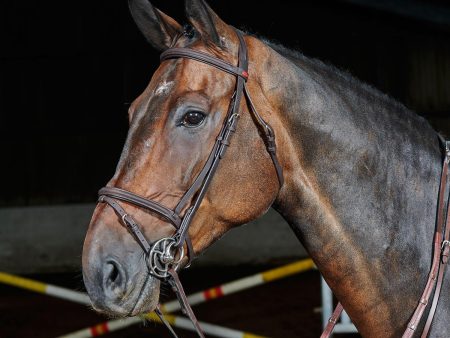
[[261, 37, 410, 112], [251, 34, 441, 141]]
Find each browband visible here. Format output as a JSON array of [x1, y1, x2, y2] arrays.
[[161, 48, 249, 80]]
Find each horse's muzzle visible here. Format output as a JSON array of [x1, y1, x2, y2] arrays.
[[82, 239, 160, 317]]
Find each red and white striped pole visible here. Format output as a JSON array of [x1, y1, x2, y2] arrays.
[[0, 259, 314, 338]]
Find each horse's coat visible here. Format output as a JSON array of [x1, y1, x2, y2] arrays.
[[82, 1, 450, 336]]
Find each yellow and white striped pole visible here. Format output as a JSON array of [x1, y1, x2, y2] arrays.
[[1, 259, 314, 338], [162, 258, 315, 312], [57, 313, 268, 338], [57, 259, 314, 338], [0, 272, 90, 305], [0, 272, 267, 338], [56, 318, 141, 338]]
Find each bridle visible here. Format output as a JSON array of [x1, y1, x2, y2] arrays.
[[97, 28, 283, 338]]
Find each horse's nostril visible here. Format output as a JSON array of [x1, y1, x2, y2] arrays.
[[103, 260, 127, 299], [109, 263, 119, 283]]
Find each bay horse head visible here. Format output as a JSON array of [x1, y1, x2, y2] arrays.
[[82, 0, 284, 317]]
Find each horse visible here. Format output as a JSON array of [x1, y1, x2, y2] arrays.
[[82, 0, 450, 337]]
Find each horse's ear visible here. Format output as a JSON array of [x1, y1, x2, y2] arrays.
[[128, 0, 182, 51], [185, 0, 231, 46]]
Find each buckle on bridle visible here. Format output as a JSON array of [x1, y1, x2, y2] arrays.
[[227, 113, 240, 124], [441, 240, 450, 264], [444, 141, 450, 163], [147, 237, 185, 279]]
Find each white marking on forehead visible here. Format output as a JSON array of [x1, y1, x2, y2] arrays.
[[220, 36, 228, 48], [154, 80, 174, 96]]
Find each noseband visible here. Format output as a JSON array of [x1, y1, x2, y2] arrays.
[[97, 29, 283, 338]]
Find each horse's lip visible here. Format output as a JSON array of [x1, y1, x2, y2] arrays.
[[88, 273, 158, 318], [128, 273, 159, 316]]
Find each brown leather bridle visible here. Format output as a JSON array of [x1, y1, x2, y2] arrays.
[[322, 140, 450, 338], [97, 29, 283, 338]]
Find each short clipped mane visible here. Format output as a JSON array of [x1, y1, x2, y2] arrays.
[[262, 37, 409, 112], [251, 33, 439, 139]]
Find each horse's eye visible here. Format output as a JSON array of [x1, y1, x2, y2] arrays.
[[182, 111, 205, 127]]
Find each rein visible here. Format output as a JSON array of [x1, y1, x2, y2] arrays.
[[322, 141, 450, 338], [97, 29, 283, 338]]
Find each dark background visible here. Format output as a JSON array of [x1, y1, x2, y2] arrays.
[[1, 0, 450, 207]]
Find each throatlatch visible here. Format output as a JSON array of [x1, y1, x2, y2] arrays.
[[98, 28, 283, 338]]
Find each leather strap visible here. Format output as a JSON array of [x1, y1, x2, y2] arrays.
[[422, 255, 447, 338], [173, 92, 238, 217], [243, 83, 284, 186], [99, 195, 153, 253], [162, 29, 252, 254], [403, 143, 450, 338], [174, 140, 221, 215], [155, 305, 179, 338], [168, 269, 205, 338], [99, 187, 182, 227], [320, 302, 344, 338], [99, 190, 195, 266], [161, 48, 249, 80], [420, 145, 450, 337]]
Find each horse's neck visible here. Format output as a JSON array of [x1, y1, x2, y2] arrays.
[[261, 44, 442, 336]]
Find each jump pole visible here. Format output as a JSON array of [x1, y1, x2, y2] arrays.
[[57, 259, 315, 338], [57, 313, 267, 338], [0, 272, 265, 338], [0, 258, 314, 338], [162, 258, 315, 312], [0, 272, 90, 305]]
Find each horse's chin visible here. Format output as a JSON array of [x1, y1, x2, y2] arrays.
[[88, 274, 161, 318]]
